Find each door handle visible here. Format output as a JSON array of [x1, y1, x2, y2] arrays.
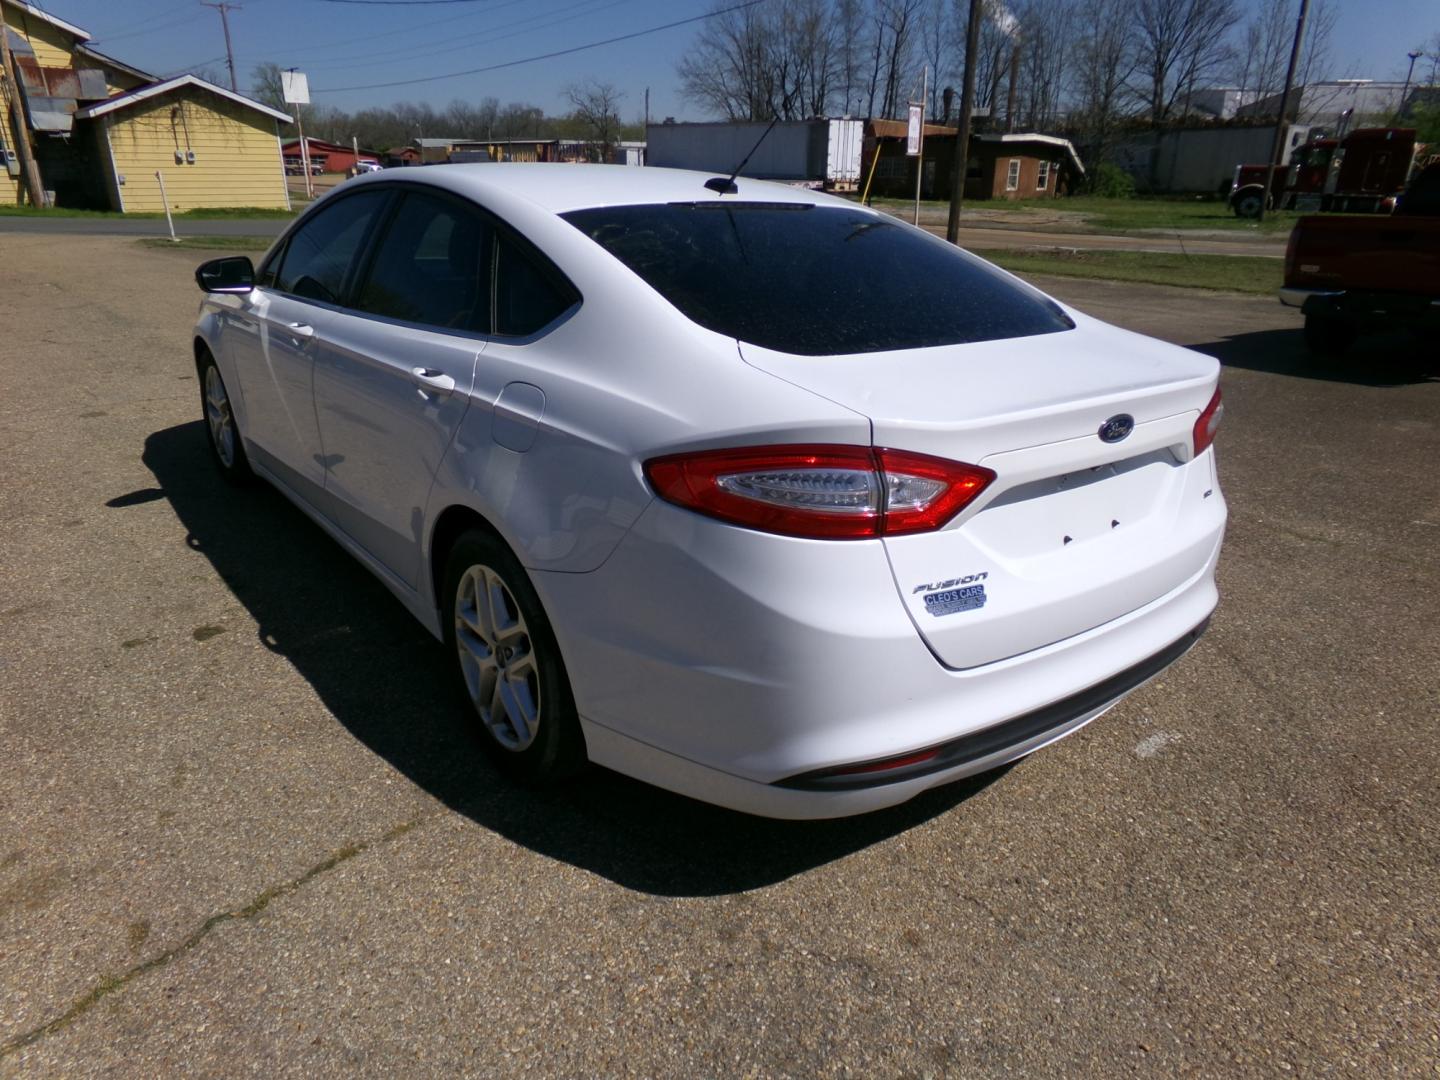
[[287, 322, 316, 340], [411, 367, 456, 394]]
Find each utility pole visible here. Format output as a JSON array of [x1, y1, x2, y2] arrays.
[[946, 0, 983, 243], [1257, 0, 1309, 224], [0, 1, 46, 206], [201, 2, 240, 92]]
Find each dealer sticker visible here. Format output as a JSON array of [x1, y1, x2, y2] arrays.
[[922, 584, 987, 617]]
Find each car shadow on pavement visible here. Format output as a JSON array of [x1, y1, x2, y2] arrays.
[[139, 421, 1003, 898], [1194, 327, 1439, 386]]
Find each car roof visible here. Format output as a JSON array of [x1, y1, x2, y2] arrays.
[[379, 162, 848, 215]]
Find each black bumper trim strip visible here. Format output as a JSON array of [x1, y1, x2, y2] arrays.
[[775, 618, 1210, 792]]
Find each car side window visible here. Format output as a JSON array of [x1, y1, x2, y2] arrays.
[[354, 190, 492, 332], [494, 231, 576, 337], [273, 189, 389, 305]]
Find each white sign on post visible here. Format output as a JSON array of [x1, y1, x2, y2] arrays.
[[280, 70, 310, 105], [906, 104, 923, 156]]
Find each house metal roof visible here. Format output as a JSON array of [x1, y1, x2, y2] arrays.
[[3, 0, 89, 42], [74, 74, 292, 123]]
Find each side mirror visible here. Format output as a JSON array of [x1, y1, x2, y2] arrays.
[[195, 256, 255, 294]]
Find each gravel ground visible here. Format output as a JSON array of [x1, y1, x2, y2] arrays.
[[1, 235, 1436, 1077]]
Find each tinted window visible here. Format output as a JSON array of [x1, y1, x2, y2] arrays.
[[562, 203, 1073, 355], [356, 191, 491, 331], [275, 189, 389, 305], [495, 233, 575, 337]]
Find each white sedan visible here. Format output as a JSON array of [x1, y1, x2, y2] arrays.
[[191, 164, 1226, 818]]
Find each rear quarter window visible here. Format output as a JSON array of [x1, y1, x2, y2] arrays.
[[563, 202, 1073, 355]]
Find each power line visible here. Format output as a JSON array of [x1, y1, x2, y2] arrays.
[[313, 0, 769, 92], [293, 0, 637, 71], [86, 0, 195, 41], [308, 0, 497, 5], [89, 10, 209, 45]]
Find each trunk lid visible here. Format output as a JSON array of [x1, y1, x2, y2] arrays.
[[740, 316, 1224, 669]]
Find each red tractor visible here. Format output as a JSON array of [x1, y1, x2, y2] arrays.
[[1229, 127, 1429, 218]]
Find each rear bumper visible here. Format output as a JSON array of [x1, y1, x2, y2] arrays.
[[1279, 286, 1341, 309], [779, 617, 1207, 792], [536, 471, 1225, 818], [1281, 286, 1440, 326]]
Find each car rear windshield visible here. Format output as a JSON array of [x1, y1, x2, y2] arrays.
[[562, 202, 1073, 355]]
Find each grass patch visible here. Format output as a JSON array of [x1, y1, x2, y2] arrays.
[[974, 247, 1281, 294], [0, 204, 294, 220], [1007, 195, 1298, 234], [138, 235, 271, 253], [863, 193, 1299, 235]]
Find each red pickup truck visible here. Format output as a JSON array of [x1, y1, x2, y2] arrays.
[[1280, 162, 1440, 354]]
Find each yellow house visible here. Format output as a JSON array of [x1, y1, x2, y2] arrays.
[[76, 76, 292, 212], [2, 0, 291, 211]]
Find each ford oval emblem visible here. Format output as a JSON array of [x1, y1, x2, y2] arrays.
[[1098, 414, 1134, 443]]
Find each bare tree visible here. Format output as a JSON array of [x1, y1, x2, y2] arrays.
[[835, 0, 866, 114], [566, 79, 625, 159], [921, 0, 951, 117], [249, 62, 287, 115], [966, 0, 1019, 117], [1297, 0, 1336, 87], [876, 0, 924, 117], [1069, 0, 1138, 170], [1130, 0, 1239, 123], [1013, 0, 1070, 129]]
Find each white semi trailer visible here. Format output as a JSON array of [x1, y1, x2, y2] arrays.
[[645, 119, 864, 191]]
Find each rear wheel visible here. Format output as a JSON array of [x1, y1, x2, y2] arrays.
[[1303, 313, 1355, 357], [442, 528, 586, 782], [198, 349, 252, 484]]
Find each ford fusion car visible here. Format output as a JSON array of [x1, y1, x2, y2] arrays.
[[191, 164, 1225, 819]]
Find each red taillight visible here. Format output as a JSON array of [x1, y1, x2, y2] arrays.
[[1193, 387, 1223, 457], [644, 444, 996, 540]]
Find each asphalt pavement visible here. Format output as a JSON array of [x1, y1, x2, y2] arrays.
[[0, 235, 1436, 1076]]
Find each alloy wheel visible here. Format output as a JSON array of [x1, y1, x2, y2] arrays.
[[204, 364, 236, 468], [454, 563, 542, 751]]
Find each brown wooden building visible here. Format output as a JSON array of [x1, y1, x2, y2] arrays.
[[864, 121, 1084, 201]]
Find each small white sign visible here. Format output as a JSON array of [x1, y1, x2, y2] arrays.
[[906, 104, 923, 156], [281, 70, 310, 105]]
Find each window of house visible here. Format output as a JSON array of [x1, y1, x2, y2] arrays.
[[876, 155, 908, 181], [1005, 159, 1021, 191], [1036, 160, 1050, 190]]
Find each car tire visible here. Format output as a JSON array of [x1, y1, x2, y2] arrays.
[[1303, 313, 1354, 357], [442, 528, 587, 783], [198, 348, 253, 484], [1232, 191, 1264, 219]]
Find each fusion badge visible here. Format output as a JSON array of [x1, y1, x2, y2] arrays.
[[913, 572, 989, 617]]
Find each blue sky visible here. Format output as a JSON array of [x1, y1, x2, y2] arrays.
[[30, 0, 1440, 122]]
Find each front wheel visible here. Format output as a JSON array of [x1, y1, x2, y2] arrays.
[[198, 349, 253, 484], [442, 529, 586, 782], [1232, 190, 1264, 219]]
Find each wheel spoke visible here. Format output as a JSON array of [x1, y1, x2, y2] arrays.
[[498, 674, 535, 745]]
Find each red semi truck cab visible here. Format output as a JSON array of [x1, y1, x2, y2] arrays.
[[1230, 128, 1425, 218]]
